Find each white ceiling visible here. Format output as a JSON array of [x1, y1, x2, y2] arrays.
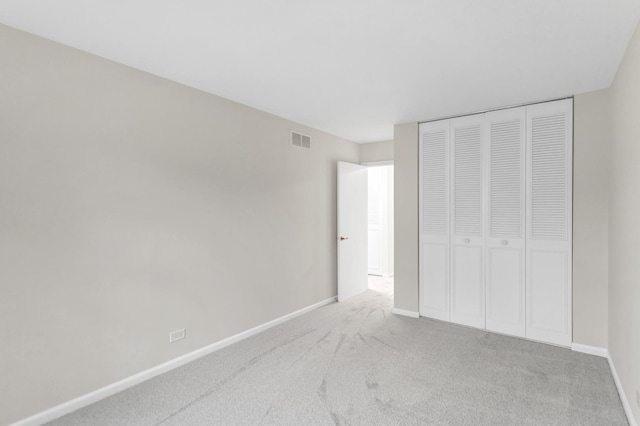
[[1, 1, 639, 142]]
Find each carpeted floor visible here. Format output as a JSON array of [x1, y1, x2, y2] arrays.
[[49, 276, 628, 425]]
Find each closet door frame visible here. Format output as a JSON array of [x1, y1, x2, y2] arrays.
[[417, 99, 573, 348]]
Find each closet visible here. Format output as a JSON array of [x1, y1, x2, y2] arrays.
[[419, 99, 572, 347]]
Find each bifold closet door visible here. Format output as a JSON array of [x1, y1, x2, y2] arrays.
[[525, 99, 573, 346], [418, 99, 573, 347], [419, 120, 450, 321], [450, 115, 485, 329], [485, 107, 526, 337]]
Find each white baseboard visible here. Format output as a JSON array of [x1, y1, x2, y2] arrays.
[[392, 308, 419, 318], [14, 298, 636, 426], [571, 344, 636, 425], [607, 351, 638, 426], [11, 296, 337, 426], [571, 343, 608, 358]]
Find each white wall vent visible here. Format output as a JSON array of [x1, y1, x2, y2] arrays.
[[291, 130, 311, 149]]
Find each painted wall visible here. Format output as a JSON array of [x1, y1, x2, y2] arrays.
[[394, 98, 614, 349], [573, 89, 610, 349], [0, 24, 359, 425], [393, 123, 419, 312], [609, 19, 640, 424], [359, 140, 394, 164]]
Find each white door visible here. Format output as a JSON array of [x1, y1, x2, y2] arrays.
[[485, 107, 526, 337], [525, 99, 573, 346], [337, 161, 368, 302], [449, 114, 486, 329], [419, 120, 451, 321]]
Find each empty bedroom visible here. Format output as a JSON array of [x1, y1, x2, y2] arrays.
[[1, 1, 639, 425]]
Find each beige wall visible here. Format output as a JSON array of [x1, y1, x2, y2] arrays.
[[572, 90, 610, 349], [609, 19, 640, 424], [0, 24, 359, 425], [393, 123, 419, 312], [359, 140, 394, 164]]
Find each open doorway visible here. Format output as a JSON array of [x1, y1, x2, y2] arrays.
[[366, 163, 394, 295]]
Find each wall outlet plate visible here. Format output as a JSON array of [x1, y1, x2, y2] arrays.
[[169, 328, 186, 343]]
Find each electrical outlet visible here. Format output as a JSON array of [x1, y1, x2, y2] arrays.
[[169, 328, 186, 343]]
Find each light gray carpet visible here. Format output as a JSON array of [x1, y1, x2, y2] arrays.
[[49, 276, 627, 425]]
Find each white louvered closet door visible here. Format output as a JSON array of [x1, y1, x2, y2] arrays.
[[450, 115, 485, 329], [525, 99, 573, 346], [485, 107, 526, 337], [419, 120, 451, 321]]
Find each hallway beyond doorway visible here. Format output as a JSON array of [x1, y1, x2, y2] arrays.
[[368, 274, 393, 300]]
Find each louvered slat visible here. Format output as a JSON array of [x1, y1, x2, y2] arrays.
[[490, 120, 521, 237], [530, 114, 567, 240], [423, 130, 448, 234], [453, 125, 482, 235]]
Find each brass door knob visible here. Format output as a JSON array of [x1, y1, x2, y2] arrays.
[[339, 236, 350, 241]]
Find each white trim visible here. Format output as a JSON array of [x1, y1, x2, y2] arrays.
[[607, 351, 638, 426], [392, 308, 420, 318], [571, 343, 608, 358], [566, 344, 637, 425], [11, 296, 337, 426]]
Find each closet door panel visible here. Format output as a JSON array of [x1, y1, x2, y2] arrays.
[[485, 108, 526, 337], [529, 250, 568, 332], [450, 115, 485, 329], [419, 120, 450, 321], [525, 99, 573, 347], [420, 243, 449, 318], [487, 248, 523, 330], [451, 245, 484, 323]]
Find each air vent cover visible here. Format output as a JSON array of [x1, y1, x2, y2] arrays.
[[291, 130, 311, 149]]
